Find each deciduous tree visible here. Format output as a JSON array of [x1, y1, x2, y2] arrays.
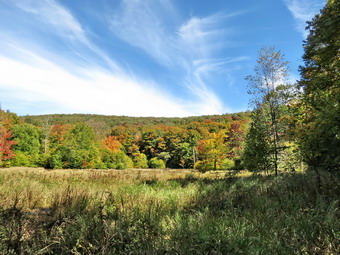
[[245, 47, 293, 174], [0, 126, 16, 163]]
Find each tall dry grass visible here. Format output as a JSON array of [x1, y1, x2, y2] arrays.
[[0, 167, 338, 254]]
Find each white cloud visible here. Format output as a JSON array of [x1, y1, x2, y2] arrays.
[[0, 48, 194, 117], [110, 0, 178, 66], [109, 1, 246, 115], [178, 14, 228, 58], [0, 0, 248, 117], [13, 0, 86, 41], [110, 3, 232, 66], [10, 0, 121, 73], [284, 0, 325, 37]]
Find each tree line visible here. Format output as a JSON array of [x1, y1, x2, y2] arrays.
[[0, 109, 250, 170]]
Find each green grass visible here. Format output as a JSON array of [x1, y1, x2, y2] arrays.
[[0, 167, 338, 254]]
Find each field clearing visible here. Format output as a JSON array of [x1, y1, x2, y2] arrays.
[[0, 167, 247, 210], [0, 167, 338, 254]]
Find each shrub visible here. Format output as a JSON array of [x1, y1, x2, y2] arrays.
[[221, 158, 235, 170], [133, 153, 148, 168], [45, 152, 63, 169], [101, 150, 133, 170], [45, 146, 100, 169], [94, 160, 107, 169], [9, 151, 31, 167], [149, 157, 166, 169], [194, 160, 213, 172]]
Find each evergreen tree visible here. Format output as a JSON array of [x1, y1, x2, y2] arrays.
[[243, 108, 271, 172]]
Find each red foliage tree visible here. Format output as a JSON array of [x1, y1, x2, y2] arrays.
[[0, 126, 17, 161]]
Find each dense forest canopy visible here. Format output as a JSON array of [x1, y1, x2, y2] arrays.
[[1, 110, 251, 170]]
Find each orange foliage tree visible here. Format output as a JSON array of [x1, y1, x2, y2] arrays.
[[102, 136, 123, 152]]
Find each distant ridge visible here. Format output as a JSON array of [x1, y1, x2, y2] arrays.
[[22, 112, 251, 128]]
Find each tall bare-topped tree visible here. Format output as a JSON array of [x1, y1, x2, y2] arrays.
[[245, 46, 291, 175]]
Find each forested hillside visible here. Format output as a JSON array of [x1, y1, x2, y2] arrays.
[[23, 112, 250, 127], [1, 110, 251, 170]]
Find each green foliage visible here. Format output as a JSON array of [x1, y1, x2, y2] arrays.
[[2, 108, 253, 170], [132, 153, 148, 168], [244, 47, 298, 174], [45, 151, 63, 169], [149, 157, 166, 169], [12, 124, 41, 155], [101, 150, 133, 169], [221, 158, 235, 170], [297, 0, 340, 172], [23, 112, 251, 128], [8, 151, 30, 167], [243, 108, 272, 172], [233, 158, 244, 170], [194, 160, 213, 172], [64, 123, 95, 151], [278, 142, 302, 172], [45, 123, 99, 169], [157, 151, 171, 163]]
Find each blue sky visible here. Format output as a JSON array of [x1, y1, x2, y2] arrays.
[[0, 0, 325, 117]]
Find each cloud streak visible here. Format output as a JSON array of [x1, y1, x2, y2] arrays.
[[283, 0, 325, 37], [10, 0, 121, 73], [109, 1, 247, 114], [0, 45, 193, 117]]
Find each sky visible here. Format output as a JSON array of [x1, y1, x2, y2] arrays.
[[0, 0, 325, 117]]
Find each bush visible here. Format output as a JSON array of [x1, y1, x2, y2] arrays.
[[45, 146, 100, 169], [149, 157, 166, 169], [133, 153, 148, 168], [45, 152, 63, 169], [194, 160, 213, 172], [9, 151, 31, 167], [221, 158, 235, 170], [101, 150, 133, 170]]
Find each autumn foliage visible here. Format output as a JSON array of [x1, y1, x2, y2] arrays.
[[0, 110, 251, 170], [102, 136, 122, 152], [0, 126, 17, 161]]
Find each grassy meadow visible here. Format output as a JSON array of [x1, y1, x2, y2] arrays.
[[0, 167, 339, 254]]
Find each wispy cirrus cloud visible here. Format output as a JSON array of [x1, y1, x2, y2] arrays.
[[283, 0, 325, 37], [0, 0, 249, 116], [12, 0, 86, 41], [110, 0, 178, 67], [109, 0, 248, 114], [7, 0, 121, 72]]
